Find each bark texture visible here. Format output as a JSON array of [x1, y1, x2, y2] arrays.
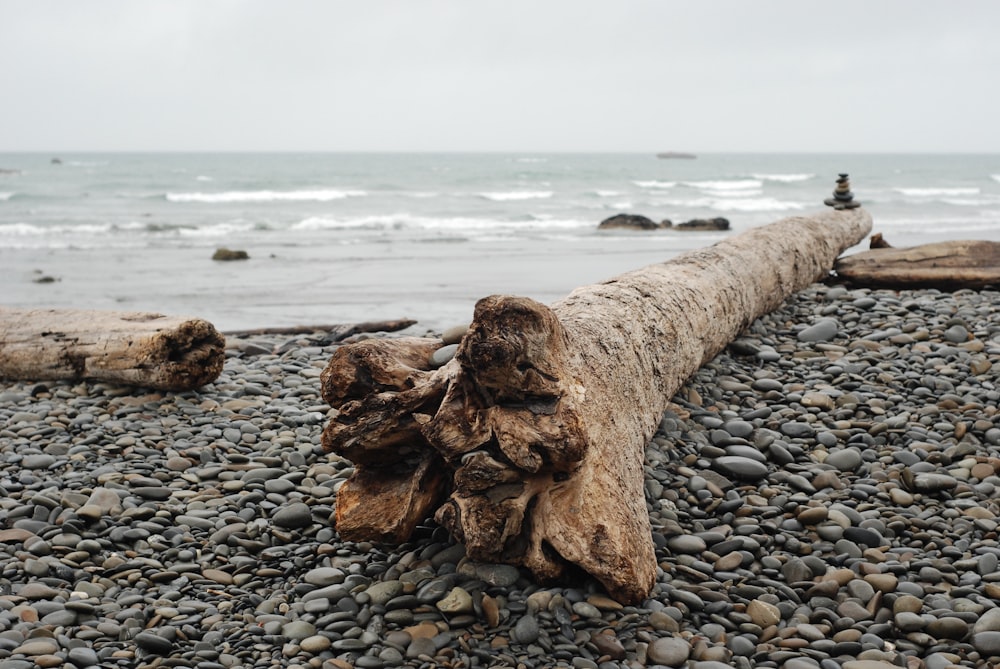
[[835, 239, 1000, 289], [0, 308, 225, 391], [321, 208, 873, 604]]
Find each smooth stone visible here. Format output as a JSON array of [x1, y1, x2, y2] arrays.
[[723, 420, 754, 438], [747, 599, 780, 627], [134, 631, 173, 655], [436, 587, 473, 615], [21, 454, 56, 469], [13, 639, 59, 655], [911, 473, 958, 492], [430, 344, 459, 367], [272, 502, 312, 528], [713, 456, 767, 480], [18, 583, 60, 599], [895, 612, 925, 632], [300, 635, 331, 653], [825, 448, 862, 472], [944, 324, 969, 343], [798, 319, 839, 342], [592, 633, 626, 660], [972, 631, 1000, 656], [667, 535, 707, 554], [474, 563, 520, 587], [781, 422, 815, 439], [67, 647, 100, 666], [926, 616, 969, 640], [279, 620, 315, 640], [304, 568, 345, 586], [973, 607, 1000, 634], [366, 580, 404, 607], [647, 636, 690, 666], [843, 526, 883, 548], [511, 614, 540, 644], [441, 324, 469, 345]]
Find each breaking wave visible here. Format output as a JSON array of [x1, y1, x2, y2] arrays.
[[165, 189, 368, 203], [478, 191, 553, 201]]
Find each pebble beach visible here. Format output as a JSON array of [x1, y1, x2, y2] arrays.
[[1, 282, 1000, 669]]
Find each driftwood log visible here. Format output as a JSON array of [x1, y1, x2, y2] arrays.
[[0, 308, 225, 391], [223, 318, 417, 339], [835, 237, 1000, 289], [321, 207, 873, 604]]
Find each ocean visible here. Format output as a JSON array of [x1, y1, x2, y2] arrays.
[[1, 152, 999, 334]]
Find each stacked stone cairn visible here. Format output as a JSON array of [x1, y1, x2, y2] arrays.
[[825, 173, 861, 210]]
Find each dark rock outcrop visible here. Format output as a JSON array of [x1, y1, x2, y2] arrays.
[[212, 248, 250, 261], [598, 214, 666, 231], [676, 217, 730, 231]]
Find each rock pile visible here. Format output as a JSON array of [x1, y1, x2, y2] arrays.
[[0, 283, 997, 668]]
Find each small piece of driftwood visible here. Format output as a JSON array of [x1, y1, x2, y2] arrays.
[[0, 308, 225, 391], [835, 237, 1000, 289], [223, 318, 417, 339], [319, 208, 872, 604]]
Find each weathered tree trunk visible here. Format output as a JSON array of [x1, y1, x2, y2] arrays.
[[321, 208, 873, 604], [0, 308, 225, 391], [835, 238, 1000, 289]]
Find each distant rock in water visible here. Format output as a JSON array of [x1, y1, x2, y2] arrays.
[[598, 214, 667, 231], [656, 152, 696, 159], [212, 248, 250, 261], [676, 217, 730, 231]]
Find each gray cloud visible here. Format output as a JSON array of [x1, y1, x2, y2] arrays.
[[2, 0, 998, 152]]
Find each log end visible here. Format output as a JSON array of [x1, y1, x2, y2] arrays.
[[335, 454, 448, 544]]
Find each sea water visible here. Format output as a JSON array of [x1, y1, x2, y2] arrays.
[[1, 153, 998, 332]]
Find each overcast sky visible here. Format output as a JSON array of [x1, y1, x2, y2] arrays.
[[2, 1, 998, 153]]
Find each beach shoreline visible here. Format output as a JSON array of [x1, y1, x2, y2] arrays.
[[0, 282, 999, 667]]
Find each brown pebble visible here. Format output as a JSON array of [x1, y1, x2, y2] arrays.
[[592, 631, 627, 660], [587, 594, 624, 611], [864, 573, 898, 593], [971, 462, 996, 480], [481, 594, 500, 628], [405, 622, 440, 639], [797, 506, 828, 524], [829, 568, 855, 586]]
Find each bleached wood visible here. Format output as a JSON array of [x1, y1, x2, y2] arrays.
[[835, 239, 1000, 288], [0, 308, 225, 391], [321, 208, 872, 603]]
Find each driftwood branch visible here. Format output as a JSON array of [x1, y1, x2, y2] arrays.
[[835, 237, 1000, 289], [321, 208, 873, 603], [0, 308, 225, 391], [223, 318, 417, 339]]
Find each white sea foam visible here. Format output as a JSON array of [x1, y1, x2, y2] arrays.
[[593, 190, 622, 197], [166, 189, 368, 203], [751, 173, 815, 183], [704, 188, 765, 198], [0, 223, 45, 236], [894, 187, 980, 197], [0, 192, 13, 201], [293, 213, 590, 233], [478, 191, 553, 201], [684, 179, 763, 191], [992, 175, 1000, 183], [633, 181, 676, 189], [196, 175, 213, 182], [515, 157, 548, 163], [657, 196, 805, 212], [709, 197, 805, 212], [176, 221, 259, 237], [940, 198, 1000, 207]]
